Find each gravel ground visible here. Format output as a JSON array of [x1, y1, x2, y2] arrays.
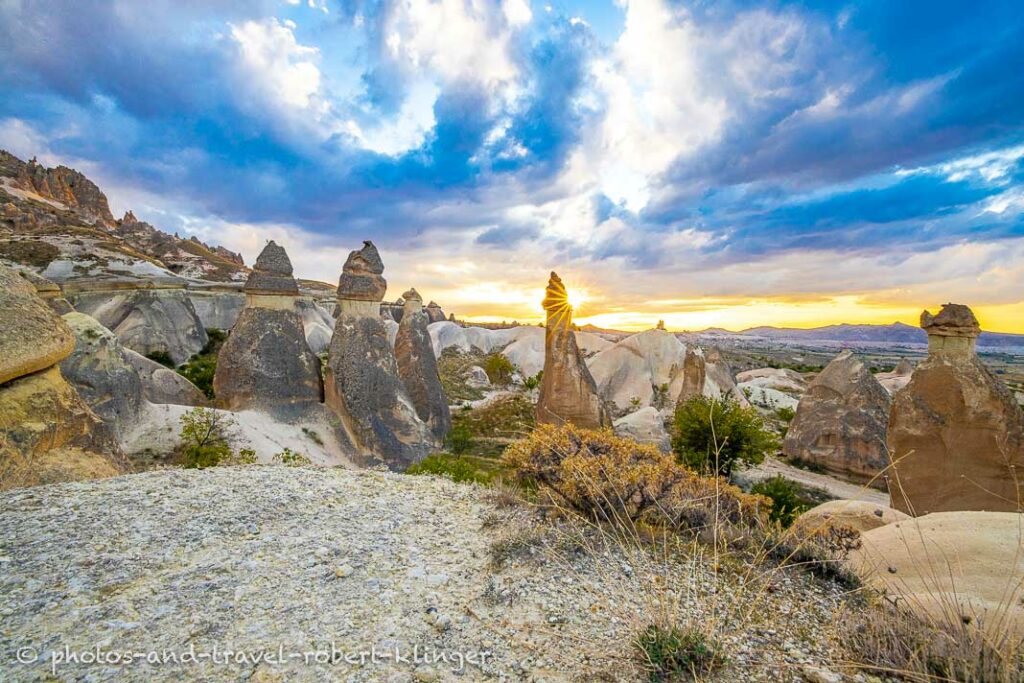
[[0, 466, 859, 682]]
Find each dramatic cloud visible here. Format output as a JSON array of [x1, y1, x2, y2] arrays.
[[1, 0, 1022, 330]]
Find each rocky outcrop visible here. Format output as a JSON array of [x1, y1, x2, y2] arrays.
[[536, 272, 610, 429], [875, 357, 916, 395], [676, 348, 706, 403], [0, 267, 76, 385], [1, 151, 114, 226], [848, 511, 1024, 636], [425, 301, 447, 324], [0, 264, 123, 489], [325, 242, 433, 468], [72, 288, 208, 366], [794, 499, 910, 535], [18, 269, 73, 314], [613, 407, 671, 452], [59, 312, 145, 438], [674, 347, 750, 407], [735, 368, 807, 394], [394, 289, 451, 442], [213, 242, 323, 414], [887, 304, 1024, 515], [589, 328, 687, 412], [188, 288, 246, 331], [783, 350, 892, 488], [124, 351, 207, 407]]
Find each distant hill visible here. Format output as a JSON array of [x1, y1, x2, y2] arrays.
[[722, 322, 1024, 348]]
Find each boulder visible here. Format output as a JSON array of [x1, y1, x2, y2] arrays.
[[875, 357, 916, 395], [72, 288, 208, 366], [394, 288, 451, 442], [124, 350, 208, 406], [793, 499, 910, 535], [848, 511, 1024, 635], [0, 265, 76, 385], [325, 242, 433, 468], [739, 383, 799, 412], [18, 269, 74, 314], [213, 242, 323, 414], [589, 328, 687, 411], [888, 304, 1024, 515], [59, 312, 145, 438], [735, 367, 807, 394], [536, 272, 610, 429], [674, 346, 750, 407], [782, 350, 892, 488], [613, 407, 671, 452], [464, 366, 491, 389]]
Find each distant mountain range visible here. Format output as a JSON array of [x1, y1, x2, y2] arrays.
[[700, 322, 1024, 348]]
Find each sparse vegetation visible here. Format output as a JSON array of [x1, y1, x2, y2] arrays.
[[301, 427, 324, 446], [750, 475, 816, 527], [178, 407, 248, 468], [482, 352, 515, 386], [635, 624, 726, 681], [775, 405, 795, 422], [436, 348, 487, 402], [273, 448, 311, 466], [406, 453, 497, 485], [672, 396, 779, 477], [523, 370, 543, 391], [446, 423, 473, 454], [176, 328, 225, 399]]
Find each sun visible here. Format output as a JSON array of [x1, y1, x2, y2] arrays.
[[566, 286, 588, 312]]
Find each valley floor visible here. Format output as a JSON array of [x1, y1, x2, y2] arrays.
[[0, 466, 854, 682]]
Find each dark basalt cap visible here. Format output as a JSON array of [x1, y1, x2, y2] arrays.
[[338, 240, 387, 301], [921, 303, 980, 338], [244, 240, 299, 295]]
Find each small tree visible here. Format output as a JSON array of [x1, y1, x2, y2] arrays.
[[672, 396, 778, 477], [179, 407, 234, 468], [446, 423, 473, 455], [482, 353, 515, 386]]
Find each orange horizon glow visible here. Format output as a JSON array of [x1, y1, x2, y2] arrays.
[[450, 294, 1024, 334]]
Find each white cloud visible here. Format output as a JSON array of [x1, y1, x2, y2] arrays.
[[342, 79, 440, 156], [383, 0, 524, 90], [229, 18, 323, 111]]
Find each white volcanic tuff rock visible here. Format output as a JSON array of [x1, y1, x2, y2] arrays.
[[848, 511, 1024, 635], [703, 348, 751, 407], [296, 298, 336, 354], [59, 312, 145, 439], [0, 266, 76, 385], [124, 350, 208, 407], [71, 288, 208, 365], [735, 368, 807, 394], [122, 403, 351, 467], [613, 406, 671, 452], [794, 499, 910, 535], [188, 289, 246, 331], [588, 329, 689, 411], [739, 382, 799, 412], [395, 290, 451, 442], [427, 322, 611, 378]]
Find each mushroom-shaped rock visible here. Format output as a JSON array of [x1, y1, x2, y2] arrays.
[[536, 272, 610, 429], [887, 303, 1024, 515], [782, 350, 892, 488], [394, 288, 451, 442], [244, 240, 299, 296], [0, 265, 76, 385], [325, 243, 433, 468], [213, 242, 323, 414], [337, 240, 387, 303]]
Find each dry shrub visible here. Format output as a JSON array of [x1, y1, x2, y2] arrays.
[[760, 519, 863, 588], [502, 423, 766, 534], [846, 601, 1024, 682]]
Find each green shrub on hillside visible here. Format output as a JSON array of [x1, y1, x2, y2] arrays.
[[176, 328, 225, 399], [483, 352, 515, 386], [672, 396, 779, 477], [635, 624, 726, 681], [178, 407, 233, 468], [406, 453, 495, 485], [751, 475, 814, 527]]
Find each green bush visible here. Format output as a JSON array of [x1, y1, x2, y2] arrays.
[[672, 396, 779, 477], [635, 624, 726, 681], [482, 352, 515, 386], [406, 453, 494, 484], [446, 423, 473, 455], [523, 371, 543, 391], [750, 475, 814, 527], [176, 328, 225, 399], [775, 406, 796, 422]]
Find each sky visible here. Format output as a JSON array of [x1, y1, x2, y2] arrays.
[[1, 0, 1023, 332]]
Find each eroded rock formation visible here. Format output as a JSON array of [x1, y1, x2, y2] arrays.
[[394, 288, 451, 442], [536, 272, 610, 428], [325, 242, 433, 468], [782, 350, 892, 487], [0, 265, 123, 489], [213, 242, 322, 414], [887, 304, 1024, 514]]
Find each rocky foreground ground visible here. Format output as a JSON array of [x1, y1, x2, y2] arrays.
[[0, 467, 860, 683]]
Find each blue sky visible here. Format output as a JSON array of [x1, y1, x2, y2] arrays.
[[1, 0, 1023, 330]]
